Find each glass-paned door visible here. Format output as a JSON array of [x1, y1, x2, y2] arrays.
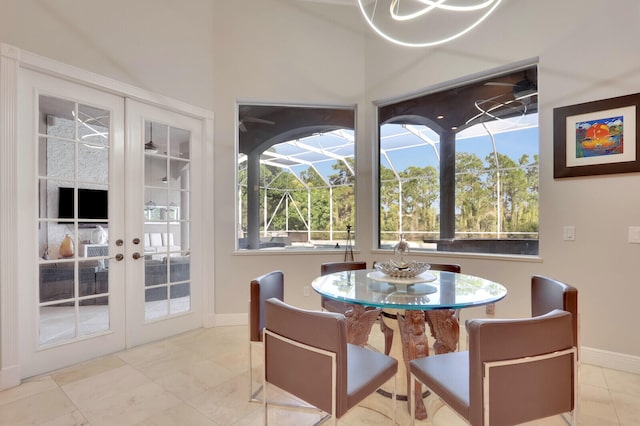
[[38, 96, 113, 345], [125, 100, 202, 347], [143, 121, 191, 320], [19, 69, 126, 378]]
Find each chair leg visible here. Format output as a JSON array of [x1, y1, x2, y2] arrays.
[[391, 374, 397, 426], [263, 369, 268, 425], [410, 373, 416, 425], [249, 341, 262, 402]]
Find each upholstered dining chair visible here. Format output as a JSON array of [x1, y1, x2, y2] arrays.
[[531, 275, 579, 353], [249, 270, 284, 402], [263, 298, 398, 425], [319, 261, 367, 314], [409, 309, 577, 426]]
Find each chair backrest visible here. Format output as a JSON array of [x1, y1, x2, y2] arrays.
[[249, 270, 284, 343], [467, 309, 575, 426], [320, 261, 367, 314], [320, 261, 367, 276], [264, 298, 349, 416], [531, 275, 578, 348], [429, 263, 461, 273]]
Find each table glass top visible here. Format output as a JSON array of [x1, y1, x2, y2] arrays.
[[311, 269, 507, 310]]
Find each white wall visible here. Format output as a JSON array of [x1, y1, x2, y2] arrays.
[[210, 0, 368, 319], [361, 0, 640, 367], [0, 0, 215, 110], [2, 0, 640, 370]]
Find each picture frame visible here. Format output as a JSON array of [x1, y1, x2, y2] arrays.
[[553, 92, 640, 178]]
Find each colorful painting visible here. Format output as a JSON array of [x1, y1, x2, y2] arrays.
[[575, 116, 623, 158], [553, 93, 640, 178]]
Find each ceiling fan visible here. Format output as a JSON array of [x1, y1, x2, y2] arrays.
[[238, 116, 275, 132]]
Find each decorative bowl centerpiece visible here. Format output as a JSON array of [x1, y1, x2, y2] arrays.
[[375, 260, 431, 278]]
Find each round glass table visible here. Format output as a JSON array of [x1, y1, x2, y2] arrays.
[[312, 268, 507, 420], [312, 268, 507, 311]]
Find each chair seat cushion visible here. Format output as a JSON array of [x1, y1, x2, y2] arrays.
[[346, 344, 398, 410], [410, 351, 470, 420]]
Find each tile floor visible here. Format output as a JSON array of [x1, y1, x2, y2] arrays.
[[1, 325, 639, 425]]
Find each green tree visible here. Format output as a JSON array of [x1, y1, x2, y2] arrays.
[[399, 165, 439, 238], [455, 152, 493, 235], [379, 165, 400, 240], [327, 159, 355, 237]]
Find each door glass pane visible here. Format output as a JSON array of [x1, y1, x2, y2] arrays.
[[170, 283, 190, 314], [145, 287, 168, 320], [40, 303, 76, 346], [37, 94, 111, 346], [78, 143, 109, 183], [39, 137, 75, 179], [79, 297, 109, 336], [143, 120, 191, 321], [77, 104, 110, 145]]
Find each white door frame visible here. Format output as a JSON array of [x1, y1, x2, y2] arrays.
[[0, 43, 215, 390]]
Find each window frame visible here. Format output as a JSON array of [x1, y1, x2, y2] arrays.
[[374, 61, 539, 256], [235, 102, 358, 252]]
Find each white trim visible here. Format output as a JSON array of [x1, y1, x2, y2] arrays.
[[581, 346, 640, 375], [203, 313, 217, 328], [0, 44, 21, 390]]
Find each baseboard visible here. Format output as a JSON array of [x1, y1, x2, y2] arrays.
[[0, 364, 20, 391], [213, 313, 248, 327], [581, 346, 640, 375]]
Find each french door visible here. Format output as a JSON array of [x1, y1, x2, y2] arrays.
[[125, 99, 202, 347], [18, 69, 202, 378]]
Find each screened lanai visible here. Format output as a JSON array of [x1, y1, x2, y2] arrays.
[[237, 65, 539, 253]]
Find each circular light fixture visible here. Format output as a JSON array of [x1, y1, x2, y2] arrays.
[[357, 0, 503, 48]]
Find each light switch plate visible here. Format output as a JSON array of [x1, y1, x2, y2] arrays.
[[629, 226, 640, 243], [563, 226, 575, 241]]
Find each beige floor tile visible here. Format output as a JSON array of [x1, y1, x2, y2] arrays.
[[0, 325, 637, 425], [0, 387, 77, 426], [117, 338, 185, 368], [603, 367, 640, 397], [152, 358, 237, 401], [0, 375, 58, 406], [50, 354, 127, 387], [41, 410, 89, 426], [77, 381, 181, 426], [61, 364, 155, 408], [135, 402, 217, 426], [580, 363, 609, 389], [189, 375, 262, 425], [578, 383, 619, 424], [610, 390, 640, 426]]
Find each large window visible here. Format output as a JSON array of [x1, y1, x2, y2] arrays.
[[378, 64, 539, 255], [237, 104, 356, 250]]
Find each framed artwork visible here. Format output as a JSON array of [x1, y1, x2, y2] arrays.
[[553, 93, 640, 178]]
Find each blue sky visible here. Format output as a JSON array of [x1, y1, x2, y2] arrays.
[[274, 117, 539, 181], [381, 124, 538, 172]]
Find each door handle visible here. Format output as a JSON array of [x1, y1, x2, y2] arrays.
[[132, 252, 142, 260]]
